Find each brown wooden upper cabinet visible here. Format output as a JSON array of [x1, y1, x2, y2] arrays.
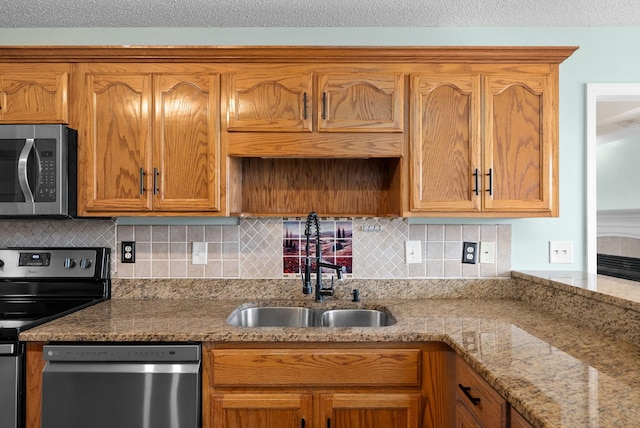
[[76, 63, 221, 217], [410, 68, 558, 217], [0, 64, 69, 123], [226, 65, 404, 133]]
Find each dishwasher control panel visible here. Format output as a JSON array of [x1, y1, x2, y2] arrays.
[[43, 344, 201, 362]]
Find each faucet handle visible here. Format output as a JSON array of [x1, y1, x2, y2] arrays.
[[319, 276, 336, 297]]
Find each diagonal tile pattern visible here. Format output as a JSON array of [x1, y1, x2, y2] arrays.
[[0, 218, 510, 280]]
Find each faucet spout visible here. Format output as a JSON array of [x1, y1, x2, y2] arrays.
[[301, 211, 346, 302]]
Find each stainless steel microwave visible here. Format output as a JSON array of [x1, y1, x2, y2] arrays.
[[0, 124, 77, 218]]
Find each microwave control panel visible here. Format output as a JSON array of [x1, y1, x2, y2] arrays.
[[34, 138, 57, 202]]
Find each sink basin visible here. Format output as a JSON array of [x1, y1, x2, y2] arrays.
[[227, 306, 395, 328], [227, 307, 313, 327], [320, 309, 394, 327]]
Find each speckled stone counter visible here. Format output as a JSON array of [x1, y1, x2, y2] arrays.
[[19, 275, 640, 428]]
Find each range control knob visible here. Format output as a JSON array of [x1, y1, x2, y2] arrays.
[[79, 258, 92, 269], [64, 258, 76, 269]]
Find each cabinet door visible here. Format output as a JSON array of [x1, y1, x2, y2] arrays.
[[455, 356, 507, 428], [510, 408, 534, 428], [319, 393, 421, 428], [226, 69, 312, 132], [410, 74, 482, 212], [483, 74, 557, 215], [319, 72, 404, 132], [79, 65, 153, 213], [455, 400, 483, 428], [0, 64, 69, 123], [212, 393, 312, 428], [153, 73, 221, 212]]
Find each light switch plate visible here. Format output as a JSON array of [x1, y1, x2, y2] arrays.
[[549, 241, 573, 264], [192, 242, 208, 265], [405, 241, 422, 264]]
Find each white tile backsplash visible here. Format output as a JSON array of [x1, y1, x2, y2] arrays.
[[0, 218, 510, 279]]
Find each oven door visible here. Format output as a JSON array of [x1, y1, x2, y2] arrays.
[[0, 343, 21, 428]]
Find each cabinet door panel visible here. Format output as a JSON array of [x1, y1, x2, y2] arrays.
[[319, 73, 404, 132], [227, 70, 312, 132], [319, 393, 421, 428], [483, 74, 556, 214], [81, 70, 152, 212], [0, 65, 69, 123], [212, 393, 312, 428], [410, 74, 481, 212], [455, 400, 483, 428], [153, 73, 221, 211]]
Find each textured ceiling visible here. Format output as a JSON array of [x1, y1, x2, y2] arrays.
[[2, 0, 640, 27]]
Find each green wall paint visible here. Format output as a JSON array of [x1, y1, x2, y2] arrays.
[[3, 26, 640, 270]]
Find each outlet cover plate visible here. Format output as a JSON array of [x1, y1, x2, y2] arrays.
[[462, 242, 478, 264], [405, 241, 422, 264], [549, 241, 574, 264], [480, 241, 496, 264], [121, 241, 135, 263]]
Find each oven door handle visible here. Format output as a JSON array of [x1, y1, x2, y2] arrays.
[[17, 138, 35, 203], [0, 343, 16, 355]]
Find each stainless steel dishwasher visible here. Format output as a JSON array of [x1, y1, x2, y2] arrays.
[[41, 344, 201, 428]]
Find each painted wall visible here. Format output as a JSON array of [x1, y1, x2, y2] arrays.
[[3, 26, 640, 270], [597, 133, 640, 210]]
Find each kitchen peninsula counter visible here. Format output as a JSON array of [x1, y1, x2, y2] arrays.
[[20, 274, 640, 428]]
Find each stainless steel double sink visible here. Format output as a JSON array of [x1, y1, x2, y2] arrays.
[[227, 305, 395, 328]]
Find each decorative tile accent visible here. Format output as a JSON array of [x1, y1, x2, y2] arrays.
[[283, 218, 353, 276]]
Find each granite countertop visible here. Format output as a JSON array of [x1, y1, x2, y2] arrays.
[[19, 274, 640, 428]]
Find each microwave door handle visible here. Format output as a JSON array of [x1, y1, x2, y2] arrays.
[[17, 138, 35, 203]]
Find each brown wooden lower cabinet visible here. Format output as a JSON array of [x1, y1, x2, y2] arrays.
[[510, 408, 534, 428], [204, 342, 454, 428], [212, 393, 313, 428], [455, 355, 507, 428], [212, 392, 420, 428], [27, 341, 535, 428], [455, 400, 484, 428], [320, 393, 421, 428]]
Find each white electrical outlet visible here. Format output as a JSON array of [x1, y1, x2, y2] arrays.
[[192, 241, 208, 265], [405, 241, 422, 264], [480, 241, 496, 263], [549, 241, 573, 264]]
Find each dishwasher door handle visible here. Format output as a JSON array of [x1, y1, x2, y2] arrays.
[[43, 361, 200, 375]]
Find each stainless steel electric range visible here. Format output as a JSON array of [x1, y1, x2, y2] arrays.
[[0, 247, 111, 428]]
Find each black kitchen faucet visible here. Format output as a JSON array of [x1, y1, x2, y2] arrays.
[[301, 211, 346, 302]]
